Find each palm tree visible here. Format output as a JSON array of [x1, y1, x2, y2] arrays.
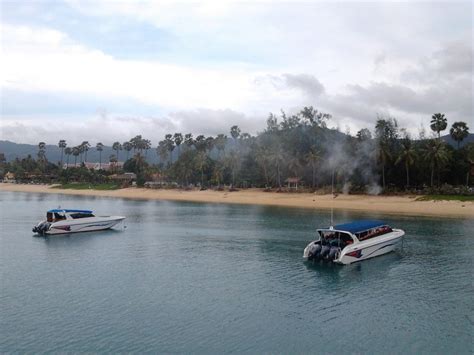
[[395, 138, 416, 188], [81, 141, 90, 162], [212, 162, 225, 188], [184, 133, 194, 150], [255, 147, 271, 187], [157, 140, 169, 166], [37, 142, 46, 165], [215, 134, 227, 159], [195, 151, 208, 188], [123, 142, 133, 160], [423, 139, 450, 187], [226, 151, 241, 187], [305, 147, 320, 188], [230, 125, 241, 140], [112, 142, 122, 161], [58, 140, 67, 167], [96, 142, 104, 169], [165, 134, 175, 164], [430, 113, 448, 139], [269, 145, 285, 189], [142, 139, 151, 160], [64, 147, 72, 168], [173, 133, 183, 159], [377, 142, 391, 190], [450, 121, 469, 149], [72, 146, 80, 166]]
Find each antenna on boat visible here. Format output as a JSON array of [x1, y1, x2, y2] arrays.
[[330, 168, 335, 227]]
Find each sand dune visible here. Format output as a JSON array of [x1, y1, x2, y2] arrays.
[[1, 183, 472, 218]]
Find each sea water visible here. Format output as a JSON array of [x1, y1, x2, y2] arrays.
[[0, 191, 472, 353]]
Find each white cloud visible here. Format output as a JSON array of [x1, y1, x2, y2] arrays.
[[0, 2, 472, 144]]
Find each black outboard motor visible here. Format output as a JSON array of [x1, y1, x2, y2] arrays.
[[328, 246, 340, 261], [32, 222, 51, 235], [307, 242, 322, 260], [320, 240, 331, 260]]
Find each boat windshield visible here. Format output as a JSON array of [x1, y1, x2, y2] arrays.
[[318, 231, 354, 247], [355, 225, 392, 241], [69, 212, 95, 219]]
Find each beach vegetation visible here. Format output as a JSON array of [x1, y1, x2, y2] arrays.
[[1, 110, 472, 197]]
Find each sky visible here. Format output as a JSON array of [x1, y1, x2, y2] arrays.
[[0, 0, 472, 145]]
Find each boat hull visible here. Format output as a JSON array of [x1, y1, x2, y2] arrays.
[[37, 216, 125, 235], [303, 229, 405, 265], [335, 229, 404, 264]]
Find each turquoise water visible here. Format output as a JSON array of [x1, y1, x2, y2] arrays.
[[0, 191, 472, 353]]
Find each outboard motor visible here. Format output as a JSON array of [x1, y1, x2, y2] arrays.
[[32, 222, 51, 235], [307, 242, 322, 260], [320, 243, 331, 260], [328, 246, 340, 261]]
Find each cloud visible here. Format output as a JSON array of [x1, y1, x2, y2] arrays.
[[0, 2, 472, 144]]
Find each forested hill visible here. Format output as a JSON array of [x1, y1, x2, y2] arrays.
[[1, 132, 472, 163]]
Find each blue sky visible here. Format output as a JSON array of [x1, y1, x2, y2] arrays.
[[0, 1, 472, 144]]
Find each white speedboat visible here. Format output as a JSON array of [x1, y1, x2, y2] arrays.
[[303, 220, 404, 264], [33, 209, 126, 235]]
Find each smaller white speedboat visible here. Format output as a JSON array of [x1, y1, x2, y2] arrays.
[[303, 220, 404, 265], [33, 209, 126, 235]]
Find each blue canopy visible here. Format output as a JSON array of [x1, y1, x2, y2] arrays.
[[332, 220, 386, 234], [47, 209, 93, 214]]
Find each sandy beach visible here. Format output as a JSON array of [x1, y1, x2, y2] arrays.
[[1, 183, 472, 218]]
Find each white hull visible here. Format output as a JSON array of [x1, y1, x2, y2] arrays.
[[303, 228, 404, 265], [38, 216, 125, 235], [335, 229, 404, 264]]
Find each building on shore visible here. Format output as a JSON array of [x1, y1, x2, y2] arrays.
[[63, 162, 124, 171]]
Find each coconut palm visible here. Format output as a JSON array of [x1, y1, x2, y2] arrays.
[[96, 142, 104, 169], [112, 142, 122, 161], [395, 137, 416, 188], [305, 147, 320, 188], [58, 140, 67, 167], [423, 139, 450, 187], [215, 134, 227, 159], [225, 150, 241, 187], [72, 146, 80, 166], [269, 145, 285, 189], [377, 142, 391, 190], [450, 121, 469, 149], [195, 151, 208, 188], [123, 142, 133, 160], [184, 133, 194, 150], [37, 142, 46, 168], [81, 141, 90, 162], [230, 125, 241, 140], [64, 147, 72, 168], [430, 113, 448, 139], [157, 140, 169, 167], [173, 133, 183, 159], [255, 147, 271, 187], [165, 134, 175, 164]]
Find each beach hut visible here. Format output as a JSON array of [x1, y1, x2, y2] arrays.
[[285, 177, 300, 190]]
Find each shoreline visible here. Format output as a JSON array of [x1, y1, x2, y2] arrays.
[[1, 183, 473, 218]]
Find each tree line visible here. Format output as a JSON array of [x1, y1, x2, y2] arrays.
[[2, 108, 472, 193]]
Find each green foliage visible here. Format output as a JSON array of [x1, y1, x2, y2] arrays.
[[53, 182, 120, 190]]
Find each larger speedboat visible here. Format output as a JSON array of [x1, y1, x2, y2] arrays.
[[33, 209, 126, 235], [303, 220, 404, 264]]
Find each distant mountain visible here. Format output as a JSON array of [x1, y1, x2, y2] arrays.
[[441, 133, 474, 148], [0, 140, 160, 164]]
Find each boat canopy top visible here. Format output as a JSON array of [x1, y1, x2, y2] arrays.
[[47, 209, 93, 214], [326, 220, 386, 234]]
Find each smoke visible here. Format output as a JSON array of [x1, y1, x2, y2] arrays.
[[342, 182, 352, 194], [367, 182, 382, 195], [320, 135, 381, 194]]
